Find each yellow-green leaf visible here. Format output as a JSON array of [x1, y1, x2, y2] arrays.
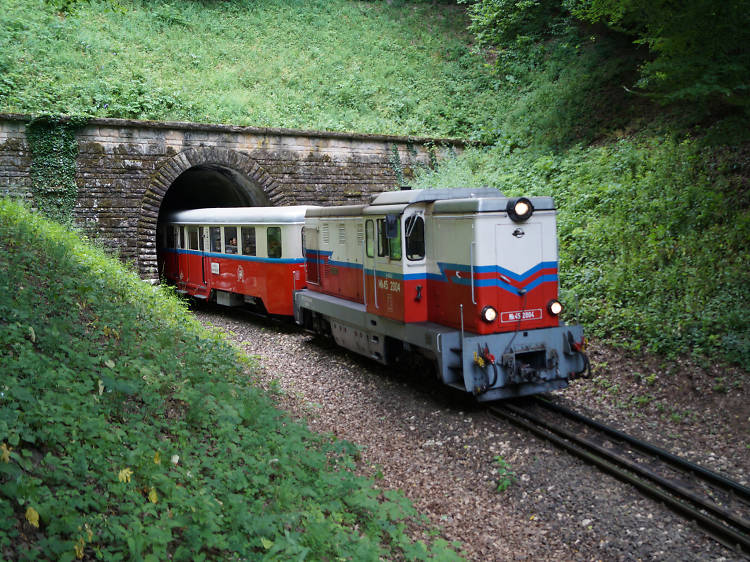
[[118, 467, 133, 483], [0, 443, 11, 463], [74, 536, 85, 559], [25, 506, 39, 528], [260, 538, 273, 550], [148, 487, 158, 504]]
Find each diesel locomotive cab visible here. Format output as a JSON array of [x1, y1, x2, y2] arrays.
[[295, 188, 588, 401]]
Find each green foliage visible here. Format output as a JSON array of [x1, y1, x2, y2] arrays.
[[493, 456, 516, 492], [460, 0, 564, 48], [413, 123, 750, 366], [25, 115, 88, 224], [0, 200, 460, 560], [458, 0, 641, 146], [568, 0, 750, 106], [463, 0, 750, 108], [0, 0, 501, 138]]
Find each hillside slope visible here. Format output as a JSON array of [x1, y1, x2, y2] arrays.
[[0, 199, 460, 560], [1, 0, 496, 138]]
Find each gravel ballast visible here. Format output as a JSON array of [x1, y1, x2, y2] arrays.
[[195, 304, 748, 561]]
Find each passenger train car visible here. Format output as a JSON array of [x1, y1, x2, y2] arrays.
[[160, 189, 588, 401], [160, 206, 317, 316]]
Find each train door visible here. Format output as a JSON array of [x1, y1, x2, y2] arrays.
[[200, 226, 208, 286], [365, 213, 405, 321], [185, 226, 202, 290], [403, 210, 428, 322], [304, 226, 320, 285], [178, 225, 188, 285]]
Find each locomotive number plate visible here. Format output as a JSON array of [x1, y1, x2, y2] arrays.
[[501, 309, 542, 323], [377, 279, 401, 293]]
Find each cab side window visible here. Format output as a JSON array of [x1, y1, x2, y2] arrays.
[[389, 226, 401, 260], [377, 218, 401, 261], [405, 215, 425, 261], [267, 227, 282, 258], [365, 220, 374, 258], [377, 219, 387, 257]]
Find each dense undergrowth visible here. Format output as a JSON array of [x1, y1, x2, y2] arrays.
[[0, 200, 460, 560]]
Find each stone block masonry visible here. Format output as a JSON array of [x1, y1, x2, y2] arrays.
[[0, 114, 467, 281]]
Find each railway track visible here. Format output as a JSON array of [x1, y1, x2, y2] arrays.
[[489, 397, 750, 557]]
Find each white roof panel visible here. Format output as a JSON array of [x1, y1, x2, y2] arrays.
[[433, 196, 555, 214], [370, 187, 501, 206], [164, 206, 318, 225]]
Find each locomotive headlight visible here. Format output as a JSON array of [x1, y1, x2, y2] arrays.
[[547, 299, 563, 316], [507, 197, 534, 222], [481, 306, 498, 323]]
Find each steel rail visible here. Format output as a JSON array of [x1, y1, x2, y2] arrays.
[[489, 404, 750, 556], [533, 396, 750, 501], [502, 402, 750, 533]]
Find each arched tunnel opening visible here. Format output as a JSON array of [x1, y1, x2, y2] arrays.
[[156, 164, 271, 278]]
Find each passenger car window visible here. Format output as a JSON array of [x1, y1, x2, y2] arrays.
[[267, 227, 282, 258], [179, 226, 186, 249], [167, 226, 177, 248], [365, 220, 374, 258], [405, 215, 425, 261], [188, 226, 199, 251], [224, 226, 238, 254], [210, 227, 221, 253], [241, 226, 256, 256]]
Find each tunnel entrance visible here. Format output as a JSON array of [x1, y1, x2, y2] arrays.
[[156, 164, 271, 278], [158, 164, 270, 215]]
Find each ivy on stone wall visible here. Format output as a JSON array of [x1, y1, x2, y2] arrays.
[[26, 115, 88, 224], [389, 144, 405, 188]]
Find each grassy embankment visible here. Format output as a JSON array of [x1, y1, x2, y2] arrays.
[[0, 199, 461, 559], [0, 0, 497, 138]]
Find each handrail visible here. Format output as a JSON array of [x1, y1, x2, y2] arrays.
[[362, 241, 367, 306], [470, 242, 477, 305]]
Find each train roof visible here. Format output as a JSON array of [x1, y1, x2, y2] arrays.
[[305, 188, 507, 218], [163, 206, 318, 225], [433, 196, 555, 213], [305, 188, 555, 217], [369, 187, 502, 206]]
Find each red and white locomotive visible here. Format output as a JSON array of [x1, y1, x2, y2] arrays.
[[161, 188, 588, 400]]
